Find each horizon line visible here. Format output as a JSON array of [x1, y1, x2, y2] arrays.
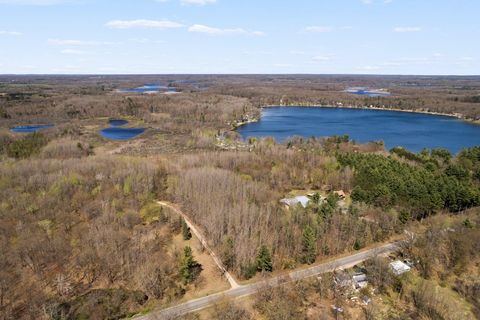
[[1, 73, 480, 77]]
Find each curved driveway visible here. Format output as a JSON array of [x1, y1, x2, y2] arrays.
[[157, 201, 239, 288]]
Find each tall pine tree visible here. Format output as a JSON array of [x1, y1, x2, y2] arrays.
[[256, 245, 273, 272], [179, 246, 201, 284], [301, 225, 317, 265], [221, 237, 236, 270]]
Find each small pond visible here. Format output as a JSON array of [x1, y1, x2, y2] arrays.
[[345, 87, 391, 97], [119, 84, 177, 94], [10, 124, 54, 133], [100, 127, 145, 141], [109, 119, 129, 127]]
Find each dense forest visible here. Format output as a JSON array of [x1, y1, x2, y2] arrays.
[[340, 147, 480, 215]]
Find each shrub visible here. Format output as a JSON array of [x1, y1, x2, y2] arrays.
[[6, 133, 47, 159], [139, 203, 163, 224]]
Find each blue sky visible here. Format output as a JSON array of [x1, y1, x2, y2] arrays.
[[0, 0, 479, 74]]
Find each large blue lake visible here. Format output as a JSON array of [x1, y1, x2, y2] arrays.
[[237, 107, 480, 154]]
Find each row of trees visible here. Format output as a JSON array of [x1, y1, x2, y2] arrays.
[[339, 149, 480, 218]]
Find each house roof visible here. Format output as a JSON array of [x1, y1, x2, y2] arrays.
[[352, 274, 367, 282], [280, 196, 310, 208], [390, 260, 411, 275]]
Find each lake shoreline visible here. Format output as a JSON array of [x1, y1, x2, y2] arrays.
[[233, 104, 480, 131], [263, 104, 479, 123], [235, 105, 480, 153]]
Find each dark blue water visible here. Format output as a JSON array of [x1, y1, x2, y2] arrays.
[[109, 119, 129, 127], [11, 124, 54, 133], [345, 88, 391, 97], [237, 107, 480, 154], [100, 127, 145, 140], [120, 84, 177, 94], [351, 91, 391, 97]]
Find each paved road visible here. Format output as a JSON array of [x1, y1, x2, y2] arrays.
[[157, 201, 239, 288], [134, 241, 400, 320]]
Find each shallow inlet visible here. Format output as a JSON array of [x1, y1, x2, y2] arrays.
[[10, 124, 54, 133], [237, 107, 480, 154]]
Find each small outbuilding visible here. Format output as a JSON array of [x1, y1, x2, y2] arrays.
[[390, 260, 411, 276], [352, 273, 368, 289]]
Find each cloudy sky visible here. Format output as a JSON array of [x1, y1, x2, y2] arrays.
[[0, 0, 478, 74]]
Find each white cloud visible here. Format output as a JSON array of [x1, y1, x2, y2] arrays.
[[0, 30, 22, 35], [360, 0, 393, 4], [312, 55, 332, 61], [304, 26, 333, 33], [0, 0, 74, 5], [188, 24, 264, 36], [251, 31, 266, 36], [394, 27, 422, 32], [60, 48, 88, 55], [105, 19, 184, 29], [48, 39, 115, 45], [154, 0, 216, 5], [181, 0, 216, 5], [128, 38, 165, 44], [288, 50, 306, 55], [242, 50, 271, 56]]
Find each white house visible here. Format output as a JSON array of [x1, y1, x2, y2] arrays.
[[280, 196, 310, 208]]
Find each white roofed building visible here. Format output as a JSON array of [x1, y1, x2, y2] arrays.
[[280, 196, 310, 208], [390, 260, 411, 276]]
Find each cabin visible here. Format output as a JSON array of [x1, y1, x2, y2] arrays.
[[280, 196, 310, 208], [389, 260, 411, 275], [352, 273, 368, 289]]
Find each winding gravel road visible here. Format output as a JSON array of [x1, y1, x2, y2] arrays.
[[157, 201, 239, 288]]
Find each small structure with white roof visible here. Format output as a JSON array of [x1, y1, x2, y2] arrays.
[[352, 273, 368, 289], [389, 260, 411, 276], [280, 196, 310, 208]]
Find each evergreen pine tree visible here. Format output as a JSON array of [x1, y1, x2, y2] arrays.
[[179, 246, 201, 284], [398, 209, 411, 225], [182, 219, 192, 240], [221, 237, 236, 270], [256, 245, 273, 272], [301, 225, 317, 264]]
